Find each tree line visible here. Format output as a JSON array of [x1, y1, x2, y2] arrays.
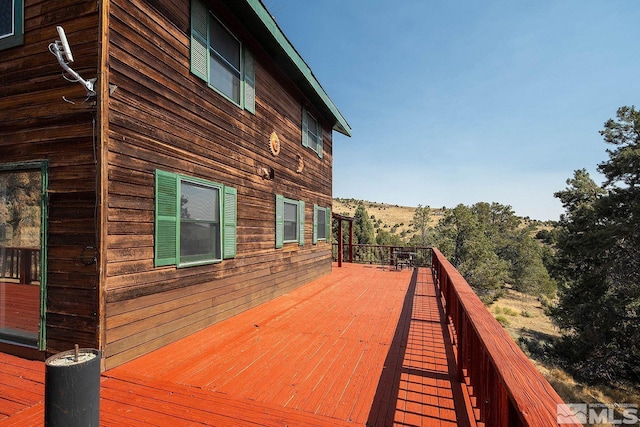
[[336, 199, 555, 302], [334, 105, 640, 386]]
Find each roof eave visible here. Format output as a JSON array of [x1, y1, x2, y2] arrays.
[[220, 0, 352, 137]]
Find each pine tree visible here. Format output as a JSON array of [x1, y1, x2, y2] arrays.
[[553, 106, 640, 383], [353, 202, 374, 244]]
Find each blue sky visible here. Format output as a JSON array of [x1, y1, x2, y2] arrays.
[[264, 0, 640, 220]]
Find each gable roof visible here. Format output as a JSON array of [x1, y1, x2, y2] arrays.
[[220, 0, 352, 137]]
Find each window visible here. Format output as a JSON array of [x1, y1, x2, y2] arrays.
[[283, 201, 298, 242], [191, 0, 255, 112], [0, 0, 24, 50], [313, 205, 331, 244], [208, 15, 240, 103], [155, 170, 237, 267], [302, 105, 323, 158], [275, 195, 304, 248], [180, 181, 220, 263]]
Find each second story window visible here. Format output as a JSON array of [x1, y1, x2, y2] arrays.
[[0, 0, 24, 50], [302, 106, 323, 158], [191, 0, 255, 113], [208, 15, 240, 103]]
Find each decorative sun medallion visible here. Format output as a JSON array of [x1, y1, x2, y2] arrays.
[[269, 131, 281, 156]]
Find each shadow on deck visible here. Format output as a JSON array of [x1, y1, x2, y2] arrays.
[[0, 264, 474, 426]]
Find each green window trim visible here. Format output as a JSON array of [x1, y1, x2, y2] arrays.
[[302, 105, 323, 158], [313, 205, 330, 245], [275, 194, 304, 248], [223, 186, 237, 259], [0, 0, 24, 50], [243, 47, 256, 114], [155, 170, 237, 268], [190, 0, 256, 113]]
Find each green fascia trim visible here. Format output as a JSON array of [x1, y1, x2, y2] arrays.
[[242, 0, 352, 137]]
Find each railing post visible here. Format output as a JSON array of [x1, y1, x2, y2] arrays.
[[19, 249, 28, 284], [348, 225, 354, 263], [337, 220, 343, 267]]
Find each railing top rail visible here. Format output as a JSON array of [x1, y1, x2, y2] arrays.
[[432, 247, 579, 427]]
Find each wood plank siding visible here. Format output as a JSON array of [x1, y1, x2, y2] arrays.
[[2, 0, 343, 367], [0, 0, 101, 354], [103, 0, 336, 368]]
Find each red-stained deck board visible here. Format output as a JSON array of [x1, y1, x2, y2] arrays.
[[0, 353, 44, 421], [0, 263, 474, 426]]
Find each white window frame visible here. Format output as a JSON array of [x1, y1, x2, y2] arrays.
[[178, 177, 223, 267]]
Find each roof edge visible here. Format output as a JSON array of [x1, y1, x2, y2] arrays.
[[244, 0, 352, 137]]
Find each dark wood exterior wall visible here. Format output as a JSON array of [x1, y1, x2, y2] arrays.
[[0, 0, 101, 354], [103, 0, 335, 368]]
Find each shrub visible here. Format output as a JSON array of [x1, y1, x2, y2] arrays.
[[495, 315, 510, 326]]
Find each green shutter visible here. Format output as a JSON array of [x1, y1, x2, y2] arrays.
[[312, 204, 318, 245], [317, 132, 323, 159], [298, 200, 305, 246], [301, 106, 309, 148], [243, 48, 256, 114], [326, 207, 331, 242], [190, 0, 208, 81], [155, 170, 178, 266], [223, 186, 237, 259], [275, 194, 284, 248]]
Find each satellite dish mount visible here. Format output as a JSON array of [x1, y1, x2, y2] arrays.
[[49, 26, 96, 99]]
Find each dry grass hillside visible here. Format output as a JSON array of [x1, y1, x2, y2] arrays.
[[490, 290, 640, 426], [332, 198, 443, 242], [333, 198, 552, 243]]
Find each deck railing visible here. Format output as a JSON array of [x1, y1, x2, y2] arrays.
[[331, 243, 432, 268], [0, 247, 40, 284], [431, 247, 580, 427]]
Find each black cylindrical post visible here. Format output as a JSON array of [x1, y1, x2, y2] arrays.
[[44, 347, 101, 427]]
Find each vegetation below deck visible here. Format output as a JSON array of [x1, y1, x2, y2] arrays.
[[334, 105, 640, 409]]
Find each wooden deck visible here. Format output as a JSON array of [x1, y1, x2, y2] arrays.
[[0, 263, 473, 426]]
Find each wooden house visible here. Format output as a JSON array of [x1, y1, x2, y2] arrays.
[[0, 0, 350, 369]]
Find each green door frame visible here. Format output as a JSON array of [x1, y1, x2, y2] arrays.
[[38, 161, 48, 350]]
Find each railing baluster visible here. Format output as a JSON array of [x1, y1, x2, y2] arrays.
[[0, 247, 41, 284], [431, 248, 580, 427]]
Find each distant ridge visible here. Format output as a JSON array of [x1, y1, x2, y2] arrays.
[[332, 198, 444, 242]]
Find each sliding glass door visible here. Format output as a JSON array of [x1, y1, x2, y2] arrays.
[[0, 162, 47, 348]]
